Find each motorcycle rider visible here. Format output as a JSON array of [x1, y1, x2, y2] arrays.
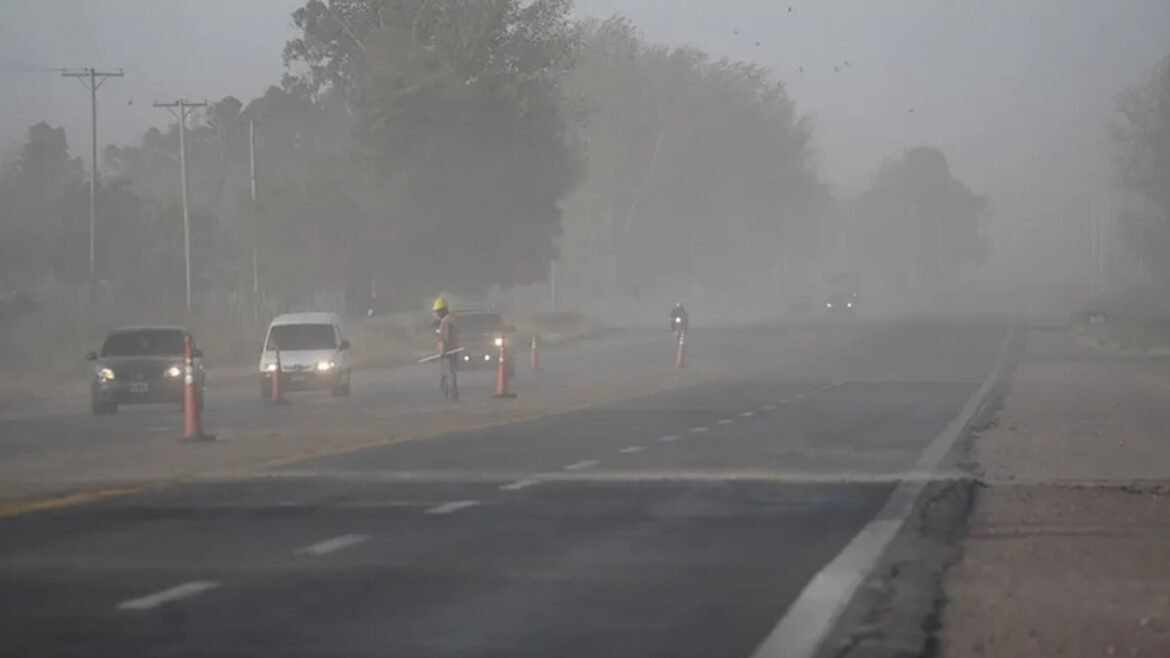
[[670, 302, 689, 337]]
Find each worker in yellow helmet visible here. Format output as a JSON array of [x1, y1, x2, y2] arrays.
[[433, 295, 460, 400]]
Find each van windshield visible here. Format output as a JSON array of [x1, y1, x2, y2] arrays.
[[267, 324, 336, 351]]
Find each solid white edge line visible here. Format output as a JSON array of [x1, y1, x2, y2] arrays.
[[750, 325, 1015, 658], [563, 459, 600, 471], [296, 534, 369, 556], [116, 581, 221, 611], [500, 479, 540, 491], [425, 500, 480, 515]]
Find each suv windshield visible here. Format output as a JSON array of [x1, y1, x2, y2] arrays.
[[457, 313, 504, 336], [267, 324, 337, 351], [101, 329, 186, 357]]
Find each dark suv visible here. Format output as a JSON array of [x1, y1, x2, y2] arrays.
[[452, 310, 515, 373], [87, 326, 205, 415]]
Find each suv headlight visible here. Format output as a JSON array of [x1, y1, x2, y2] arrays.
[[96, 367, 115, 381], [494, 336, 504, 348], [263, 363, 277, 373], [165, 365, 182, 378], [316, 360, 335, 371]]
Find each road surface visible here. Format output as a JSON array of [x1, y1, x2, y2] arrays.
[[0, 319, 1008, 657]]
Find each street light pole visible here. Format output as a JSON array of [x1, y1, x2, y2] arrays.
[[153, 98, 208, 314]]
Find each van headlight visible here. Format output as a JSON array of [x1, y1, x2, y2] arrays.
[[96, 367, 115, 381], [316, 360, 335, 371], [494, 336, 504, 348], [165, 365, 182, 378]]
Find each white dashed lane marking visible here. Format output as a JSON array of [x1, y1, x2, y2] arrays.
[[690, 426, 709, 434], [296, 534, 369, 556], [499, 479, 540, 491], [717, 419, 735, 425], [660, 434, 682, 443], [740, 411, 755, 418], [425, 500, 480, 515], [762, 405, 777, 411], [116, 581, 221, 611], [619, 446, 645, 454], [563, 460, 600, 471]]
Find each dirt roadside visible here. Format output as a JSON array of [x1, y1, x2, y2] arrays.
[[940, 330, 1170, 658], [822, 328, 1170, 658]]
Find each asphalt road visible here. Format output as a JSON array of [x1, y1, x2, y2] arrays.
[[0, 319, 1008, 658]]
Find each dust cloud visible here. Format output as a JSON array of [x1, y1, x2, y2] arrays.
[[1, 0, 1168, 375]]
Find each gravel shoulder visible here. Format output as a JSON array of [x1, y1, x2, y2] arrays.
[[821, 327, 1170, 658], [940, 329, 1170, 657]]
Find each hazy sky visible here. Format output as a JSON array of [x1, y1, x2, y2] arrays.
[[2, 0, 1168, 226]]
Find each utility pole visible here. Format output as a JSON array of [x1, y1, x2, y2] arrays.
[[549, 260, 558, 311], [61, 67, 124, 289], [248, 118, 260, 321], [153, 99, 208, 314]]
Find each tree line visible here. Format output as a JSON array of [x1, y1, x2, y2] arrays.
[[1114, 54, 1170, 284], [0, 0, 994, 316]]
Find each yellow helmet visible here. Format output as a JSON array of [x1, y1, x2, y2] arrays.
[[432, 295, 448, 312]]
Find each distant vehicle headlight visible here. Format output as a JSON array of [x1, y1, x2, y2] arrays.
[[165, 365, 182, 378], [263, 363, 278, 373], [826, 302, 833, 308], [316, 360, 335, 371], [96, 367, 115, 381], [494, 336, 504, 348], [846, 302, 853, 308], [484, 354, 492, 361]]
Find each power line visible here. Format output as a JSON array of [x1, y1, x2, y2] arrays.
[[61, 67, 124, 289], [0, 56, 62, 73], [153, 98, 208, 314]]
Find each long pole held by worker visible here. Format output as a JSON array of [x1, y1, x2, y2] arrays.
[[675, 328, 687, 369], [530, 335, 541, 372], [182, 334, 214, 441]]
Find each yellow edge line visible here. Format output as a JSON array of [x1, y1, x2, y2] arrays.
[[0, 483, 166, 520]]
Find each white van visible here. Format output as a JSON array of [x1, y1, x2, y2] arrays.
[[259, 312, 352, 398]]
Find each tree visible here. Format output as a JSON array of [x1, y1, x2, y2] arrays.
[[1114, 54, 1170, 281], [0, 123, 84, 288], [559, 17, 825, 301], [854, 146, 989, 284], [281, 0, 584, 305]]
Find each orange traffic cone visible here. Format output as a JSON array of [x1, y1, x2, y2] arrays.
[[182, 334, 214, 441], [493, 337, 517, 399], [269, 344, 290, 406]]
